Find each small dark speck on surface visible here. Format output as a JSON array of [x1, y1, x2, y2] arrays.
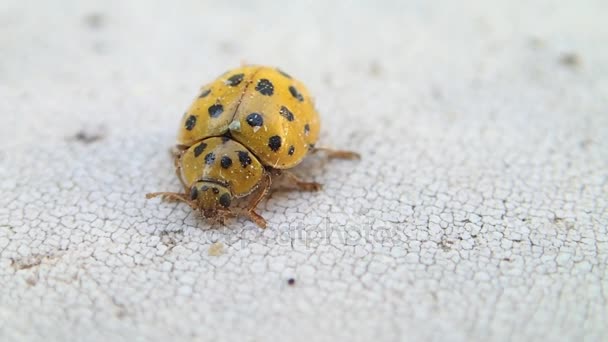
[[218, 41, 238, 54], [369, 61, 383, 77], [287, 278, 296, 286], [431, 85, 443, 100], [84, 12, 105, 29], [528, 36, 545, 49], [559, 53, 580, 68], [72, 130, 105, 144], [579, 139, 594, 149], [116, 309, 127, 319]]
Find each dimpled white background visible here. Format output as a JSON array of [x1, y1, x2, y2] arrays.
[[1, 0, 607, 341]]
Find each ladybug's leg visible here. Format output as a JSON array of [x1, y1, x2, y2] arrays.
[[146, 192, 196, 209], [277, 170, 322, 191], [241, 173, 271, 228], [174, 168, 188, 192], [312, 147, 360, 160], [215, 208, 237, 226], [171, 145, 189, 192]]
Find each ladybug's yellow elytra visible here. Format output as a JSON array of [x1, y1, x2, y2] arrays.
[[147, 65, 358, 228], [178, 65, 320, 169]]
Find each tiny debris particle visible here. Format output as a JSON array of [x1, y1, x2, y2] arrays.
[[208, 242, 225, 256], [116, 310, 127, 319], [72, 128, 105, 144], [528, 36, 544, 49], [579, 138, 593, 149], [369, 61, 383, 77], [287, 278, 296, 286], [11, 256, 43, 270], [559, 52, 580, 68], [84, 12, 105, 29]]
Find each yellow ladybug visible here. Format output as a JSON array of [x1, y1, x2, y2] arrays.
[[147, 65, 358, 227]]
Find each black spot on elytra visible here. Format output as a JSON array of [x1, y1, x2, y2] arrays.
[[304, 123, 310, 135], [279, 106, 294, 121], [220, 156, 233, 169], [238, 151, 252, 168], [193, 142, 207, 157], [288, 145, 295, 155], [204, 152, 216, 165], [256, 79, 274, 96], [185, 115, 197, 130], [219, 193, 231, 207], [199, 89, 211, 98], [190, 187, 198, 200], [208, 104, 224, 118], [268, 135, 282, 152], [289, 85, 304, 102], [246, 113, 263, 127], [277, 68, 292, 79], [212, 188, 220, 194], [225, 73, 244, 86]]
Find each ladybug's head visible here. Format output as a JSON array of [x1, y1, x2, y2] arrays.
[[189, 181, 233, 217]]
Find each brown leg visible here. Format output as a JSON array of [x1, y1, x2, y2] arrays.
[[174, 166, 188, 192], [215, 208, 237, 226], [148, 148, 190, 204], [279, 170, 322, 191], [312, 147, 360, 160], [146, 191, 196, 209], [241, 173, 272, 228], [171, 146, 189, 192]]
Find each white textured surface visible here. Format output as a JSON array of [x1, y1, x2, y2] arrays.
[[1, 1, 607, 341]]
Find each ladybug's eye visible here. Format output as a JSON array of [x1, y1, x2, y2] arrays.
[[190, 187, 198, 200], [219, 193, 231, 208]]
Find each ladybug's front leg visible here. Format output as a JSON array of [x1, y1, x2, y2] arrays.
[[311, 147, 360, 160], [171, 145, 189, 192], [146, 191, 197, 209], [241, 173, 271, 228]]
